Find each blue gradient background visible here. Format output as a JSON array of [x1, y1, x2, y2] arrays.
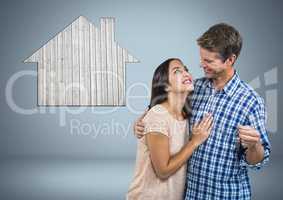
[[0, 0, 282, 199]]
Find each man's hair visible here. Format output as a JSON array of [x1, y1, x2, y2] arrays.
[[197, 23, 243, 63]]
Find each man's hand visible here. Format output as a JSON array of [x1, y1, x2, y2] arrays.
[[238, 125, 261, 150], [238, 125, 264, 165], [133, 111, 147, 139]]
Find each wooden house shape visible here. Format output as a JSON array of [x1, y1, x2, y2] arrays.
[[24, 16, 139, 106]]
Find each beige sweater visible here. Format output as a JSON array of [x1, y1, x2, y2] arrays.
[[127, 104, 189, 200]]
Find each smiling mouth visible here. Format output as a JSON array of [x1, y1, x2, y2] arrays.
[[183, 79, 193, 85], [204, 69, 213, 74]]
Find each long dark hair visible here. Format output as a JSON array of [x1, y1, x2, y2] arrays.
[[148, 58, 192, 119]]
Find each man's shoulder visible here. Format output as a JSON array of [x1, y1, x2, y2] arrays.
[[193, 77, 208, 89], [194, 77, 207, 84], [236, 79, 265, 106]]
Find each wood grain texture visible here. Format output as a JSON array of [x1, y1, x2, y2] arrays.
[[24, 16, 139, 106]]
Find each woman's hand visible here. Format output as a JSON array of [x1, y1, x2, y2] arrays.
[[146, 114, 213, 180], [191, 113, 213, 147]]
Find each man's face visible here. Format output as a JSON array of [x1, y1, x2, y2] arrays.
[[199, 47, 227, 79]]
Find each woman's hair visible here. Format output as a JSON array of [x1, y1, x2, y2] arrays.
[[148, 58, 192, 119]]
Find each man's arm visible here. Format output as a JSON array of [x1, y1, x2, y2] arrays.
[[133, 111, 147, 138], [238, 97, 271, 168], [238, 125, 265, 165]]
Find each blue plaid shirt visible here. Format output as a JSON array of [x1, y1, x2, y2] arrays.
[[184, 71, 271, 200]]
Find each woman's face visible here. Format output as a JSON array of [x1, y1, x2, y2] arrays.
[[167, 59, 194, 93]]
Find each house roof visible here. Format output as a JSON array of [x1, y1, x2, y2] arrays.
[[24, 15, 139, 63]]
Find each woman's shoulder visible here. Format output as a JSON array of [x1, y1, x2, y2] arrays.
[[142, 104, 170, 136], [147, 104, 168, 116], [143, 104, 169, 122]]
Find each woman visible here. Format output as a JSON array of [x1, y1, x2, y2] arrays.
[[126, 58, 213, 200]]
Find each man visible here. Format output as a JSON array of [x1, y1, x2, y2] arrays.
[[133, 23, 270, 199]]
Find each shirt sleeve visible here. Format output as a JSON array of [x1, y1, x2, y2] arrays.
[[143, 108, 169, 137], [240, 97, 271, 170]]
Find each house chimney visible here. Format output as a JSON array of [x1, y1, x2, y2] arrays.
[[100, 18, 115, 43]]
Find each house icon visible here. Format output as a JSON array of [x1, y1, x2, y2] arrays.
[[24, 16, 139, 106]]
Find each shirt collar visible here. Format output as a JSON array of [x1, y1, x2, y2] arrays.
[[223, 71, 241, 97], [205, 70, 241, 97]]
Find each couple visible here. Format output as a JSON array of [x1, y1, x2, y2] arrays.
[[126, 23, 270, 200]]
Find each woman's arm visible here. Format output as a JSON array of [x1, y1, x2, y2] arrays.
[[146, 134, 198, 180], [146, 114, 213, 180]]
